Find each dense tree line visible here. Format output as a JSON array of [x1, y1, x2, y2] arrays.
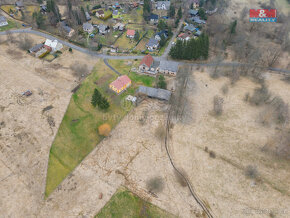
[[91, 88, 110, 110], [143, 0, 151, 21], [169, 34, 209, 60]]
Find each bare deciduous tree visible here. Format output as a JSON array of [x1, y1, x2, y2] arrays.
[[146, 177, 164, 194], [18, 34, 33, 51], [70, 62, 89, 79]]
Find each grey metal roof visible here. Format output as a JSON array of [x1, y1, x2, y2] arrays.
[[29, 44, 43, 53], [83, 22, 93, 29], [98, 24, 108, 32], [147, 38, 159, 47], [192, 16, 206, 24], [137, 86, 171, 101], [61, 21, 73, 33], [159, 61, 179, 72], [156, 1, 171, 10], [189, 9, 198, 15], [15, 1, 24, 7], [184, 24, 195, 32], [0, 16, 7, 23]]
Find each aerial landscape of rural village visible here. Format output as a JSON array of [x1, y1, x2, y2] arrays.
[[0, 0, 289, 217]]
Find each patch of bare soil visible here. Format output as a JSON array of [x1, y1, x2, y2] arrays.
[[169, 70, 290, 217], [0, 36, 96, 217]]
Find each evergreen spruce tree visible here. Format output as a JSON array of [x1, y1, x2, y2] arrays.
[[178, 7, 182, 19]]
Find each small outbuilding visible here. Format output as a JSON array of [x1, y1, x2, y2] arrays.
[[0, 16, 8, 27]]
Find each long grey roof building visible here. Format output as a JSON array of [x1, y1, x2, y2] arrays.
[[137, 86, 171, 101]]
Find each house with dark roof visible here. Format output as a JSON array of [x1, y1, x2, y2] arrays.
[[0, 16, 8, 27], [40, 4, 47, 13], [29, 43, 44, 54], [155, 30, 168, 41], [146, 38, 159, 51], [184, 24, 196, 32], [191, 16, 206, 24], [83, 22, 94, 33], [189, 9, 198, 16], [15, 1, 24, 9], [136, 86, 171, 101], [83, 23, 95, 33], [60, 21, 75, 37], [156, 61, 179, 76], [109, 75, 131, 94], [96, 10, 105, 18], [113, 22, 125, 31], [98, 24, 110, 34], [156, 1, 171, 10], [150, 13, 159, 24]]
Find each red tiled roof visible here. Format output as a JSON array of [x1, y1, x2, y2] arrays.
[[178, 33, 185, 37], [110, 75, 131, 90], [140, 54, 154, 68], [126, 29, 135, 36]]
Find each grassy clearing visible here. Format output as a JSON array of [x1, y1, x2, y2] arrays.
[[95, 187, 175, 218], [45, 60, 128, 197], [122, 7, 143, 23], [0, 19, 18, 31], [114, 33, 136, 50], [108, 59, 155, 87]]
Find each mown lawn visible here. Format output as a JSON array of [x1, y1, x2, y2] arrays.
[[108, 59, 155, 87], [45, 60, 127, 197], [95, 188, 176, 218], [114, 33, 136, 50]]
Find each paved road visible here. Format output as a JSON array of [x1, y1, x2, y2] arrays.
[[0, 28, 145, 60], [1, 28, 289, 74], [104, 59, 121, 76]]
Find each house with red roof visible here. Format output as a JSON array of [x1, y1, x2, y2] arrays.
[[109, 75, 131, 94], [126, 29, 136, 39], [138, 54, 158, 75]]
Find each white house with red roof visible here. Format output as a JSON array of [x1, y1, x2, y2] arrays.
[[109, 75, 131, 94], [126, 29, 135, 39]]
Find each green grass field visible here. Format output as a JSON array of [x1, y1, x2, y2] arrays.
[[96, 188, 176, 218], [45, 60, 155, 197], [108, 60, 155, 87]]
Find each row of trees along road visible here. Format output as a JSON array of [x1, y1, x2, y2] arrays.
[[170, 33, 209, 60]]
